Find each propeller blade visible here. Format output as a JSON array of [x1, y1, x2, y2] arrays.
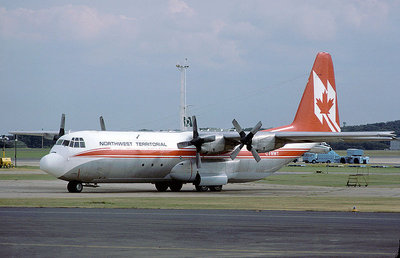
[[231, 119, 262, 162], [100, 116, 106, 131], [230, 145, 242, 160], [232, 119, 242, 133], [250, 121, 262, 135], [196, 151, 202, 168], [183, 116, 215, 169], [232, 119, 246, 138], [192, 116, 198, 138], [250, 147, 261, 162]]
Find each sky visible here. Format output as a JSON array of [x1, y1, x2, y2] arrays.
[[1, 0, 399, 134]]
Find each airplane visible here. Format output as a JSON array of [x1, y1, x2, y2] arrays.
[[24, 52, 399, 192]]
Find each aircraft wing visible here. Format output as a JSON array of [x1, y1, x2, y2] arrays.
[[9, 114, 67, 141], [218, 130, 396, 159], [9, 131, 60, 140], [273, 131, 397, 143]]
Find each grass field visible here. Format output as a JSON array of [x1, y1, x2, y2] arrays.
[[3, 148, 50, 159], [262, 173, 400, 187], [279, 164, 400, 173], [0, 174, 55, 180], [0, 196, 399, 212]]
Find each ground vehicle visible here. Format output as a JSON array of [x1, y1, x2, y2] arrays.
[[340, 149, 369, 164], [0, 157, 13, 168], [303, 150, 341, 163]]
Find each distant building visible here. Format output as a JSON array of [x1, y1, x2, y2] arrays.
[[390, 140, 400, 150]]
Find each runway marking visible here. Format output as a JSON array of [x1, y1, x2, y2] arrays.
[[0, 242, 394, 256]]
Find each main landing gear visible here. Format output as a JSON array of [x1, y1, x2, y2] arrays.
[[67, 181, 83, 193], [195, 185, 223, 192], [154, 182, 183, 192], [154, 182, 223, 192]]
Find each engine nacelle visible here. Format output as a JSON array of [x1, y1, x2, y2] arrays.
[[200, 135, 226, 154], [252, 134, 284, 153], [309, 143, 332, 153]]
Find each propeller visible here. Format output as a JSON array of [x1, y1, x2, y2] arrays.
[[230, 119, 262, 162], [100, 116, 106, 131], [53, 114, 66, 141], [177, 116, 215, 168]]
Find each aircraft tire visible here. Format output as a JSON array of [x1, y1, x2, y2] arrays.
[[155, 182, 169, 192], [169, 182, 183, 192], [67, 181, 83, 193], [195, 185, 209, 192], [209, 185, 222, 192]]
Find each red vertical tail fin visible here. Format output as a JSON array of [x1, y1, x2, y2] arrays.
[[270, 52, 340, 132]]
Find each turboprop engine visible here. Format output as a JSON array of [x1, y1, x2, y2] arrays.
[[252, 134, 285, 153], [200, 135, 226, 154], [309, 142, 332, 153]]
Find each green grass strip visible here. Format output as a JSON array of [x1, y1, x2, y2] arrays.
[[0, 197, 399, 212], [263, 173, 400, 187], [279, 165, 400, 173], [3, 148, 50, 159], [0, 174, 56, 180]]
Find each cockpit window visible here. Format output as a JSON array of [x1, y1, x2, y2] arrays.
[[64, 137, 86, 148], [56, 139, 63, 145]]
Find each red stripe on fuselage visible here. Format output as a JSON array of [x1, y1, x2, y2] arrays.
[[73, 148, 308, 160]]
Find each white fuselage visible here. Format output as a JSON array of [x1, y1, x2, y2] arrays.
[[40, 130, 316, 184]]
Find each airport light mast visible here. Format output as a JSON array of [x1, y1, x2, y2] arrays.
[[176, 59, 190, 131]]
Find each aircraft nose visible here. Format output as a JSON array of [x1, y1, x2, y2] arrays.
[[40, 153, 66, 178]]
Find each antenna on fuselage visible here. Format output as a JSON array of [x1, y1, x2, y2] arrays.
[[176, 58, 191, 131]]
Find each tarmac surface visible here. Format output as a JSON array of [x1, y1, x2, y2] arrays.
[[1, 177, 400, 198], [1, 157, 399, 256], [0, 208, 399, 257]]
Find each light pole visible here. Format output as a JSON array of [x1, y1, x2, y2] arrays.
[[176, 58, 189, 131], [14, 135, 17, 167]]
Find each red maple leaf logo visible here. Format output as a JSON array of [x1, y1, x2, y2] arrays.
[[316, 91, 334, 114]]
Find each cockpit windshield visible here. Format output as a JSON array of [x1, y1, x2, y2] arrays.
[[57, 137, 86, 148]]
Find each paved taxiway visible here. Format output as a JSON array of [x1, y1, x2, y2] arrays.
[[0, 208, 399, 257], [0, 179, 395, 199], [1, 177, 400, 198]]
